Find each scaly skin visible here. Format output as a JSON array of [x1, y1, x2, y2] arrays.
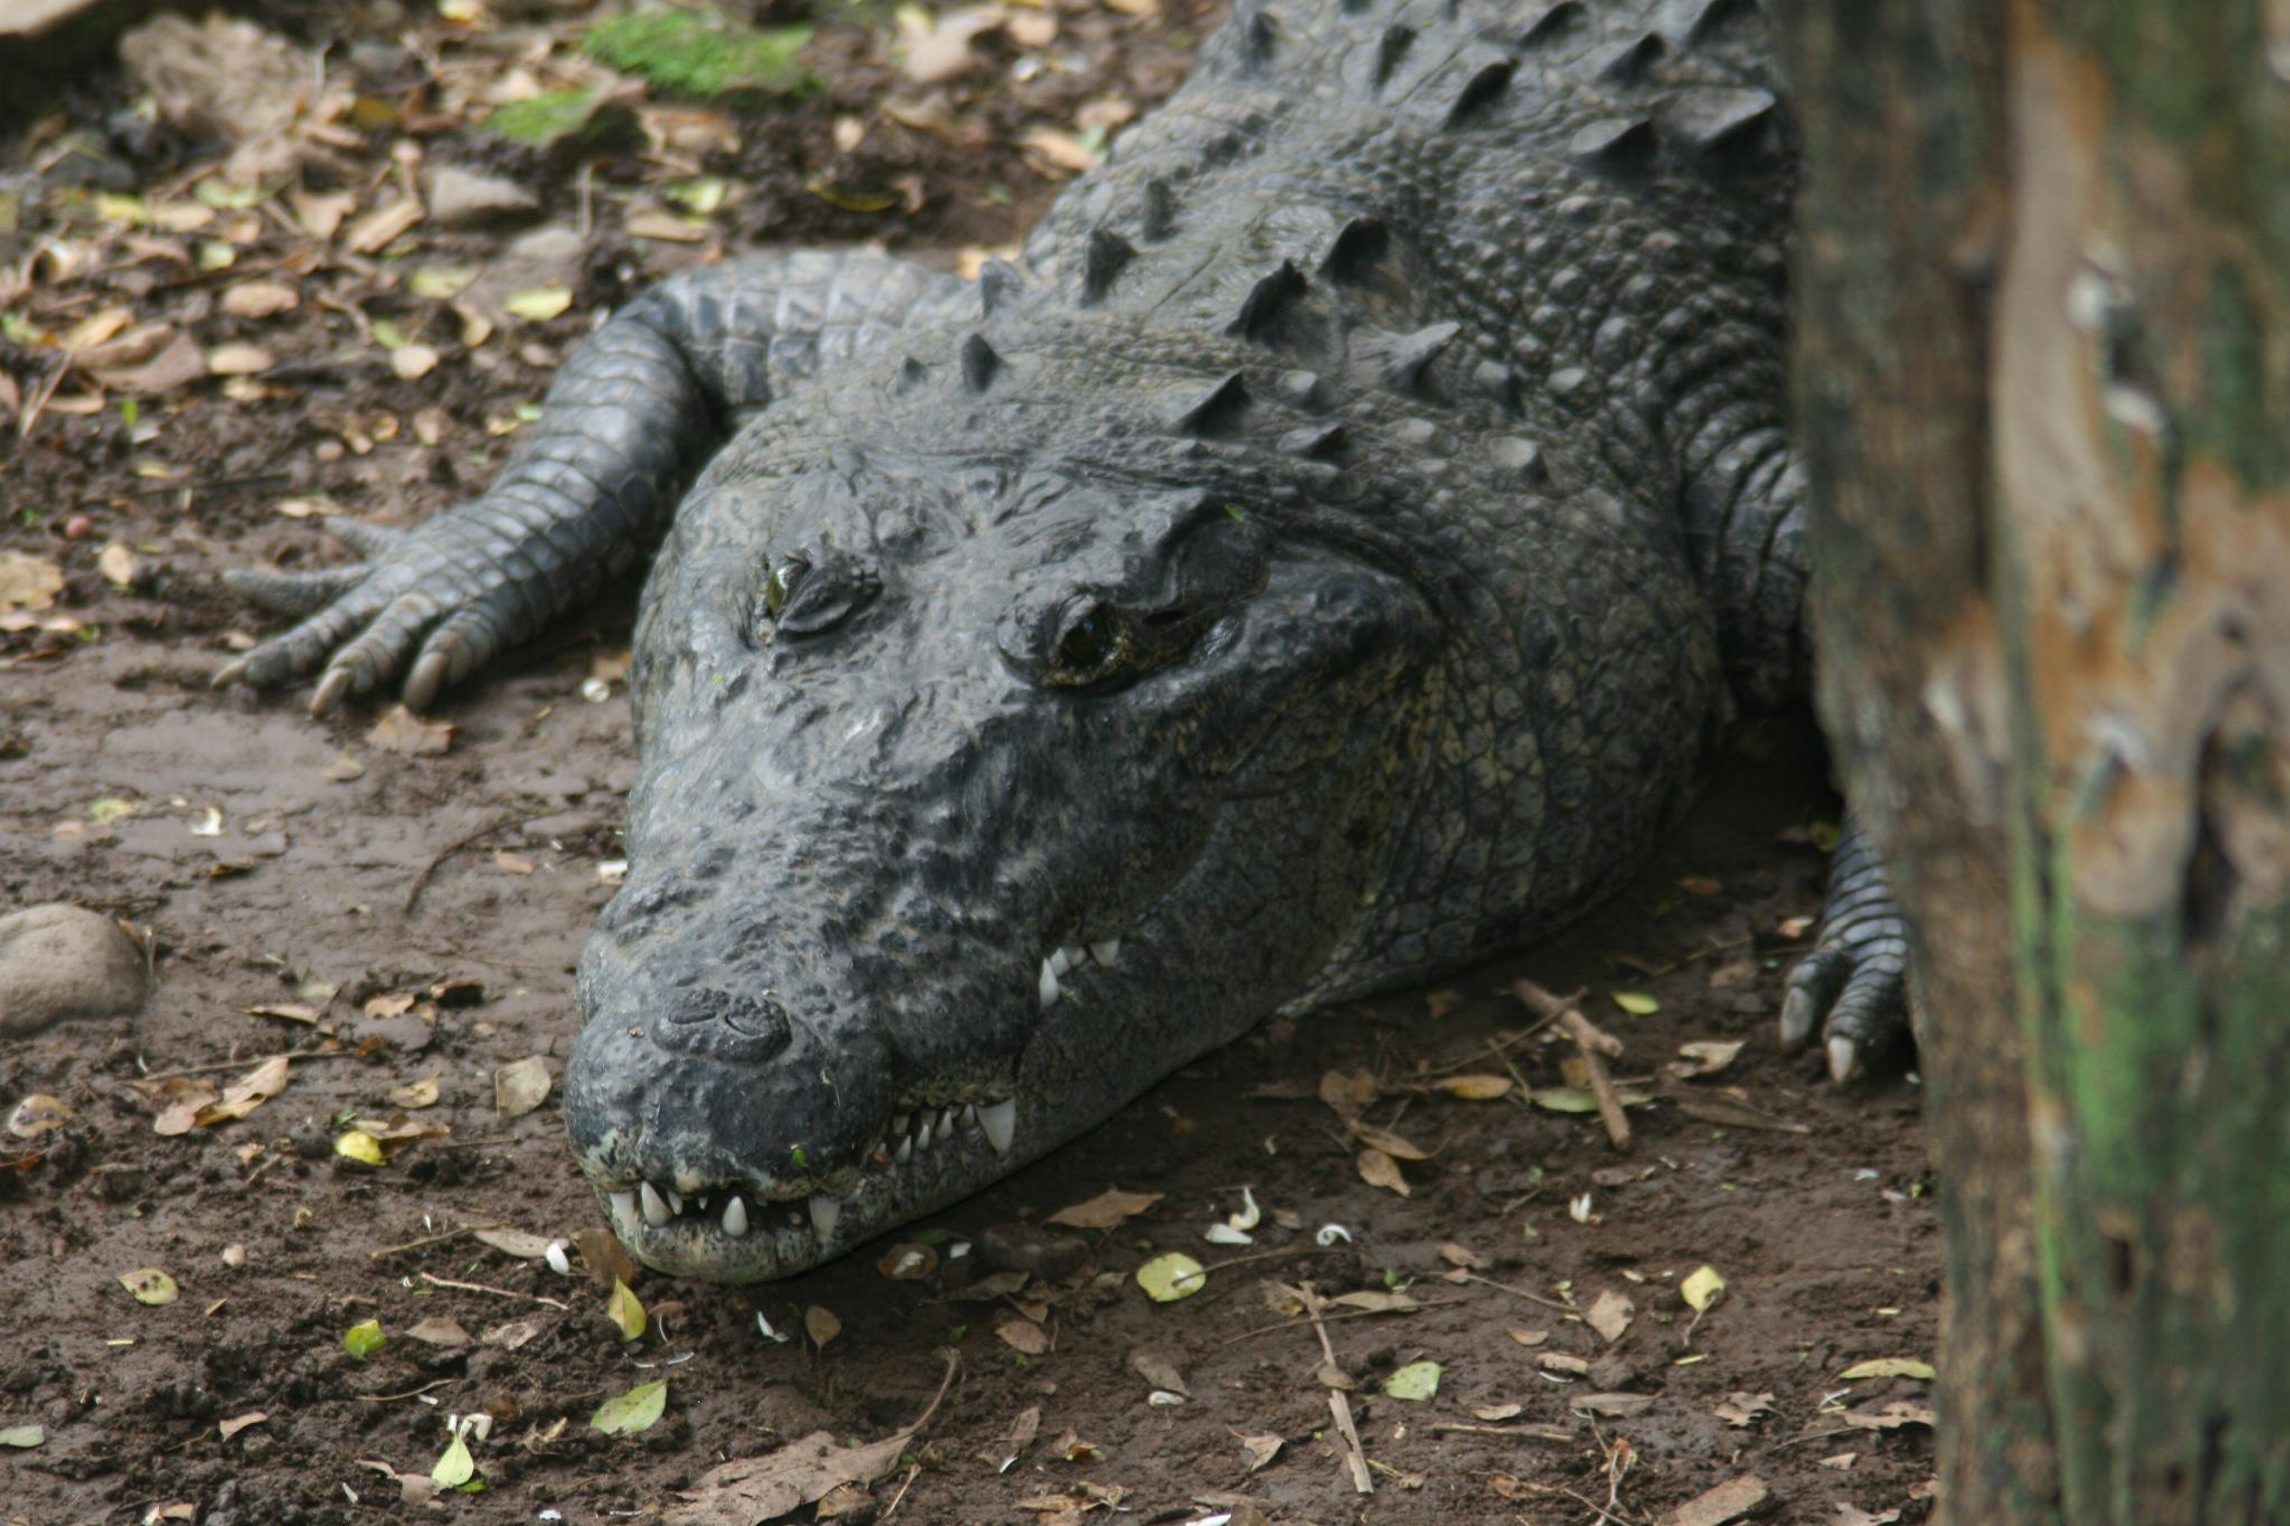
[[218, 0, 1909, 1280]]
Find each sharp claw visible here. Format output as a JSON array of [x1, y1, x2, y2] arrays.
[[1778, 986, 1815, 1050], [1826, 1035, 1860, 1085], [211, 658, 247, 690], [310, 667, 354, 717], [404, 651, 449, 712]]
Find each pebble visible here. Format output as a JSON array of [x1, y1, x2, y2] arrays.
[[425, 166, 540, 228], [0, 904, 150, 1037]]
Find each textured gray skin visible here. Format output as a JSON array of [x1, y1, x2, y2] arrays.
[[219, 0, 1907, 1281]]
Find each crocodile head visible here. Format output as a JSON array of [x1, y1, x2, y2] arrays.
[[563, 358, 1451, 1280]]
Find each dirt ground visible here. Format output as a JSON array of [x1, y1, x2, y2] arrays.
[[1, 2, 1941, 1522]]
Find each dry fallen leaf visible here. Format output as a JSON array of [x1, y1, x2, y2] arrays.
[[805, 1304, 842, 1349], [1673, 1039, 1746, 1078], [1571, 1392, 1654, 1418], [473, 1227, 552, 1260], [193, 1054, 289, 1127], [1842, 1401, 1935, 1431], [1238, 1432, 1282, 1473], [368, 706, 456, 756], [1438, 1241, 1487, 1269], [97, 543, 138, 585], [1045, 1186, 1162, 1230], [1712, 1391, 1775, 1428], [494, 1056, 551, 1119], [121, 1267, 180, 1305], [665, 1362, 950, 1526], [1350, 1121, 1430, 1160], [387, 1075, 440, 1109], [1838, 1357, 1936, 1382], [996, 1316, 1049, 1355], [0, 552, 65, 612], [1586, 1288, 1636, 1344], [1435, 1073, 1513, 1100], [217, 1411, 266, 1441], [1355, 1146, 1409, 1197], [1661, 1474, 1770, 1526], [404, 1317, 471, 1347]]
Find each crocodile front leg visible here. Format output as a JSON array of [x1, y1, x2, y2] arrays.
[[215, 251, 958, 713]]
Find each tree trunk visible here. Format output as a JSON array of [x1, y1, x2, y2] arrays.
[[1784, 3, 2290, 1521]]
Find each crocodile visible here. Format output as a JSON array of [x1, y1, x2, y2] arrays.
[[216, 0, 1908, 1281]]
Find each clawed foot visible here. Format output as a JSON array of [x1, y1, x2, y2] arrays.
[[213, 516, 506, 715], [1780, 817, 1910, 1084]]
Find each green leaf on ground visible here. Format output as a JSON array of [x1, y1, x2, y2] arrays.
[[1384, 1361, 1442, 1401], [591, 1379, 668, 1435], [1136, 1253, 1206, 1303], [583, 9, 813, 101], [344, 1318, 387, 1359]]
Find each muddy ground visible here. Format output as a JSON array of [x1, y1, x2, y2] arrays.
[[0, 2, 1940, 1521]]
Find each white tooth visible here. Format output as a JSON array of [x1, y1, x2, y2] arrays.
[[1048, 947, 1073, 977], [961, 1103, 979, 1130], [810, 1194, 842, 1242], [639, 1181, 670, 1228], [1038, 959, 1060, 1006], [665, 1188, 683, 1215], [895, 1135, 912, 1163], [609, 1190, 636, 1224], [892, 1112, 911, 1138], [721, 1195, 749, 1237], [937, 1107, 957, 1138], [979, 1099, 1017, 1154], [917, 1118, 934, 1150], [1090, 939, 1120, 966], [694, 1192, 712, 1214], [1062, 944, 1085, 971]]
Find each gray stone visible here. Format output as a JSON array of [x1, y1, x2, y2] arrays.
[[0, 904, 149, 1037], [426, 166, 540, 229]]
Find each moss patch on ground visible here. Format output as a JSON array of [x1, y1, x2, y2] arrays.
[[583, 7, 813, 103]]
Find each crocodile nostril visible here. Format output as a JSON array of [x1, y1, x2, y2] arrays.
[[655, 989, 793, 1062]]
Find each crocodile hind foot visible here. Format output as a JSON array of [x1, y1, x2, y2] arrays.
[[1780, 816, 1910, 1084]]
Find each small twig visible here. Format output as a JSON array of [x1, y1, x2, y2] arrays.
[[1515, 978, 1631, 1151], [130, 1046, 347, 1083], [356, 1378, 463, 1403], [418, 1271, 570, 1310], [1327, 1389, 1373, 1496], [404, 813, 555, 914], [1296, 1281, 1341, 1374], [1454, 1269, 1572, 1314], [1217, 1297, 1467, 1348], [882, 1462, 923, 1519], [1428, 1421, 1574, 1442], [368, 1223, 505, 1260]]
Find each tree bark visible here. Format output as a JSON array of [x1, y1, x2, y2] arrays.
[[1785, 3, 2290, 1521]]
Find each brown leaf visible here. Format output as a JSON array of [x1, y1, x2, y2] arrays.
[[493, 1056, 552, 1119], [1238, 1432, 1282, 1473], [1660, 1475, 1770, 1526], [150, 1077, 221, 1135], [1585, 1289, 1635, 1344], [804, 1305, 841, 1349], [1473, 1402, 1524, 1421], [1570, 1392, 1654, 1418], [1349, 1122, 1430, 1161], [217, 1411, 266, 1440], [473, 1227, 551, 1259], [1045, 1186, 1162, 1230], [1434, 1073, 1513, 1100], [1328, 1289, 1417, 1313], [344, 196, 424, 255], [386, 1075, 440, 1109], [996, 1316, 1049, 1355], [1842, 1401, 1935, 1431], [1316, 1068, 1378, 1119], [669, 1426, 915, 1524], [1355, 1146, 1409, 1197], [0, 552, 65, 612], [193, 1054, 289, 1127], [1126, 1348, 1188, 1395], [404, 1317, 470, 1347], [222, 280, 299, 318], [88, 330, 207, 394], [368, 706, 456, 756], [1506, 1327, 1547, 1347], [1673, 1040, 1745, 1079], [1712, 1391, 1775, 1428], [990, 1404, 1040, 1474], [493, 850, 536, 876]]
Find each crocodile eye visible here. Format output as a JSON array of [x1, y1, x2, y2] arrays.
[[763, 559, 808, 619], [1056, 606, 1116, 673]]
